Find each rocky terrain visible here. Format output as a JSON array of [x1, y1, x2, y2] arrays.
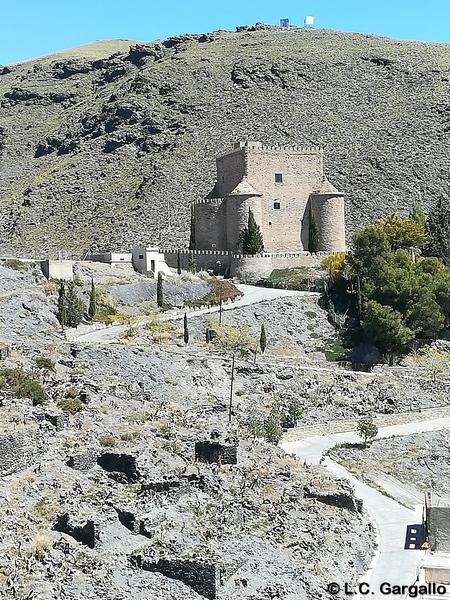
[[331, 430, 450, 501], [0, 261, 380, 600], [1, 25, 450, 254]]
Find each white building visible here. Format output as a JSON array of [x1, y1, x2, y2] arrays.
[[87, 252, 132, 265], [132, 246, 173, 278]]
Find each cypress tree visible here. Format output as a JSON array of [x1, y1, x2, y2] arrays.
[[157, 272, 164, 308], [410, 201, 426, 229], [65, 282, 84, 328], [57, 282, 67, 328], [177, 250, 182, 275], [259, 323, 267, 354], [88, 278, 96, 321], [308, 206, 320, 253], [424, 196, 450, 266], [188, 252, 196, 274], [183, 313, 189, 345], [239, 209, 264, 254]]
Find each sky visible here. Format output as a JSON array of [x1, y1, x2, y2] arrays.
[[1, 0, 449, 65]]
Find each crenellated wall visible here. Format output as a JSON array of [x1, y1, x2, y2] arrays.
[[192, 141, 345, 254]]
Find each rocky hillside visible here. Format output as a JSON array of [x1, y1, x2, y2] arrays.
[[1, 24, 450, 255]]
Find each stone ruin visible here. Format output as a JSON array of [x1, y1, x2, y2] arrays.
[[195, 430, 238, 465], [131, 555, 219, 600], [54, 513, 99, 549]]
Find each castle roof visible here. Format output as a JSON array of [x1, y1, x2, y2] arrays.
[[312, 177, 344, 197], [227, 178, 263, 197]]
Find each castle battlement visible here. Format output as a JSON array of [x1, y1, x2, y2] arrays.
[[192, 198, 224, 206], [221, 140, 322, 157], [193, 140, 345, 254]]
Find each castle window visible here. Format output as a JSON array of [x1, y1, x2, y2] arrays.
[[273, 201, 281, 210], [138, 254, 144, 259], [275, 173, 283, 183]]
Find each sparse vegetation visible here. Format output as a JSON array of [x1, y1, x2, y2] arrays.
[[0, 368, 46, 405], [35, 356, 55, 372], [58, 397, 83, 414], [99, 434, 117, 447], [357, 417, 378, 446]]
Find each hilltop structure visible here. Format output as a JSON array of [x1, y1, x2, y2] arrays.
[[191, 141, 346, 254]]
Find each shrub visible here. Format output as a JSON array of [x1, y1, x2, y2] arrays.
[[99, 435, 117, 448], [65, 386, 78, 399], [4, 258, 27, 271], [35, 356, 55, 371], [58, 398, 83, 414], [15, 379, 46, 405], [357, 417, 378, 446], [248, 415, 283, 445], [0, 368, 46, 405]]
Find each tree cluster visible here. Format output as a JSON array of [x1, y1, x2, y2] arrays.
[[328, 211, 450, 364]]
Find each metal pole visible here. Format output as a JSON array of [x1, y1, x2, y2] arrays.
[[228, 353, 235, 424]]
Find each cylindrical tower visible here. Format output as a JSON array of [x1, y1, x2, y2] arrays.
[[310, 178, 346, 252], [224, 179, 263, 251], [192, 198, 226, 250]]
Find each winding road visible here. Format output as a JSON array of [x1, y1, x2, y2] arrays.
[[281, 417, 450, 598], [72, 284, 316, 344]]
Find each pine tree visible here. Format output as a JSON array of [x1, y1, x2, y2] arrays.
[[424, 196, 450, 266], [308, 206, 320, 253], [157, 272, 164, 308], [56, 282, 67, 328], [177, 250, 182, 275], [259, 323, 267, 354], [183, 313, 189, 344], [239, 209, 264, 254], [65, 282, 85, 328], [88, 278, 96, 321]]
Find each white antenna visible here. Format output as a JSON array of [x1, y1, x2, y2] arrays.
[[304, 15, 315, 28]]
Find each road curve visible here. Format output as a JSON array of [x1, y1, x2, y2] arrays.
[[73, 284, 317, 344], [281, 417, 450, 598]]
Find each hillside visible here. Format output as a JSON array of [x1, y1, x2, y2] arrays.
[[1, 25, 450, 255]]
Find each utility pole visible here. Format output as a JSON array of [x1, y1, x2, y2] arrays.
[[228, 353, 235, 424]]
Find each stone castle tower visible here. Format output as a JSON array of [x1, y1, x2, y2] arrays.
[[191, 141, 346, 253]]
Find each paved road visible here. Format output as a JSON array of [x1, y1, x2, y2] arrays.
[[281, 417, 450, 598], [73, 284, 316, 343]]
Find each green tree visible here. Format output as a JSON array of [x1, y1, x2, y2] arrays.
[[65, 282, 85, 328], [308, 205, 320, 253], [177, 250, 182, 275], [88, 278, 96, 321], [239, 209, 264, 254], [424, 196, 450, 266], [410, 201, 426, 229], [56, 282, 67, 328], [357, 416, 378, 446], [363, 300, 414, 365], [259, 323, 267, 354], [188, 252, 197, 274], [377, 213, 426, 251], [157, 272, 163, 308], [183, 312, 189, 345], [406, 291, 444, 339]]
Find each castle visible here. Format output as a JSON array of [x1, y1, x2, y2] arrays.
[[191, 141, 346, 253]]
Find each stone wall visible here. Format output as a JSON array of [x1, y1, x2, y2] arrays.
[[162, 249, 338, 280], [192, 199, 227, 250], [247, 146, 323, 252], [229, 255, 273, 283], [41, 259, 73, 280], [132, 556, 219, 600]]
